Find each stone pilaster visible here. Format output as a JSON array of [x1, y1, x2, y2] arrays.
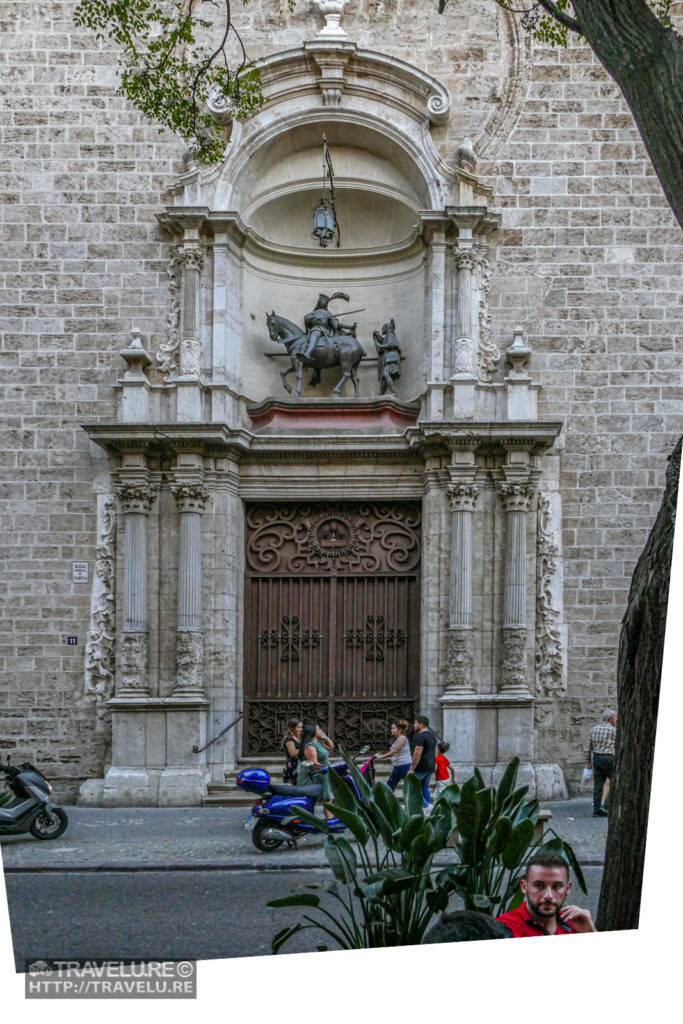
[[171, 483, 209, 697], [115, 483, 157, 695], [445, 481, 478, 692], [452, 247, 476, 379], [177, 245, 205, 421], [498, 481, 535, 695]]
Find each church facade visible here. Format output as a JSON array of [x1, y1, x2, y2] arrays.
[[2, 1, 681, 805]]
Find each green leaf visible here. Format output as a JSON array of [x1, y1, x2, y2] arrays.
[[325, 835, 358, 883], [327, 763, 362, 812], [501, 817, 535, 870], [337, 745, 373, 803], [472, 893, 493, 912], [456, 776, 483, 840], [373, 780, 406, 831], [493, 757, 519, 811], [323, 803, 369, 846], [399, 813, 428, 850], [487, 815, 513, 856], [272, 922, 303, 954], [267, 893, 322, 909], [284, 806, 329, 833], [403, 772, 425, 817]]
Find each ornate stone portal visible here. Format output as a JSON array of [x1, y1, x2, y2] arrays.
[[81, 35, 568, 805]]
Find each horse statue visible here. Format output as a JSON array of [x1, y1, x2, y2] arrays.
[[265, 311, 365, 397]]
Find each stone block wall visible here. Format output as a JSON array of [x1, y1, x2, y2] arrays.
[[1, 1, 681, 798]]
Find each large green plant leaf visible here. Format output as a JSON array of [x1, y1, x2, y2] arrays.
[[267, 893, 322, 908], [457, 776, 484, 840], [399, 813, 428, 850], [323, 803, 370, 846], [327, 763, 363, 812], [501, 817, 535, 870], [284, 806, 329, 832], [337, 745, 372, 803], [373, 780, 406, 831], [403, 772, 425, 817], [493, 757, 520, 812], [487, 815, 513, 856], [325, 835, 358, 883]]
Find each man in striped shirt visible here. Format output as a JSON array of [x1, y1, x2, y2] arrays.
[[584, 708, 617, 817]]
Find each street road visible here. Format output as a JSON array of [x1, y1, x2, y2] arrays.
[[4, 865, 604, 971]]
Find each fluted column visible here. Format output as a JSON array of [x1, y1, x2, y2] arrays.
[[446, 482, 479, 692], [115, 484, 157, 695], [171, 483, 209, 697], [498, 482, 535, 694]]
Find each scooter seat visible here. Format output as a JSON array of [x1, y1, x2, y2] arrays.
[[269, 783, 323, 798]]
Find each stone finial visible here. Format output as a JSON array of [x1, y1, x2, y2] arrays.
[[506, 325, 532, 377], [119, 329, 152, 379], [313, 0, 350, 39], [455, 137, 477, 173]]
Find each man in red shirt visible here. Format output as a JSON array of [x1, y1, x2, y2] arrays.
[[497, 850, 596, 937]]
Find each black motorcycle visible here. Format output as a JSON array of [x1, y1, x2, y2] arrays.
[[0, 757, 68, 840]]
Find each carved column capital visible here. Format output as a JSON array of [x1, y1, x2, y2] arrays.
[[501, 626, 529, 693], [171, 484, 210, 514], [446, 628, 475, 692], [115, 484, 158, 515], [447, 482, 479, 512], [498, 481, 535, 514], [452, 247, 476, 272], [178, 245, 205, 272], [117, 631, 150, 695]]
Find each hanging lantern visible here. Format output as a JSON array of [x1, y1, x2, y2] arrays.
[[312, 135, 341, 248], [312, 197, 336, 247]]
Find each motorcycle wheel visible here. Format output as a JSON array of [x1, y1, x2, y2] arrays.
[[251, 819, 285, 852], [29, 807, 68, 840]]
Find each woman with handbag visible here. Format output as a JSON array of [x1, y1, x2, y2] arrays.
[[297, 723, 335, 819], [282, 718, 303, 784]]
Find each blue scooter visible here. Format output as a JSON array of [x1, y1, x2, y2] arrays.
[[237, 748, 375, 852]]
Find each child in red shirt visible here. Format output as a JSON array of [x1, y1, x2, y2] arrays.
[[434, 740, 456, 798]]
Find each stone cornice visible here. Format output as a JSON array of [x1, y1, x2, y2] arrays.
[[405, 421, 563, 457]]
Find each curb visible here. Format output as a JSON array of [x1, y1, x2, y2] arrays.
[[2, 858, 606, 874]]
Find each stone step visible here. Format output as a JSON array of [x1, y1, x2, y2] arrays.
[[202, 754, 393, 806]]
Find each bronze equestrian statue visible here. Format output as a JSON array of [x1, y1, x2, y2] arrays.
[[266, 292, 365, 397]]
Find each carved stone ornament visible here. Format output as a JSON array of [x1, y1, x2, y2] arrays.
[[174, 630, 204, 695], [447, 482, 479, 513], [179, 246, 205, 274], [313, 0, 349, 39], [536, 494, 565, 695], [474, 246, 500, 383], [117, 631, 149, 694], [115, 484, 158, 515], [179, 337, 201, 377], [453, 336, 475, 376], [498, 482, 535, 514], [455, 136, 477, 173], [171, 484, 210, 514], [246, 502, 421, 575], [501, 626, 528, 691], [446, 629, 474, 690], [453, 249, 477, 273], [157, 246, 183, 381], [84, 495, 117, 727]]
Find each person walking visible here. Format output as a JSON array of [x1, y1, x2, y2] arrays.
[[433, 740, 456, 799], [409, 715, 437, 808], [584, 708, 617, 817], [281, 718, 303, 784], [374, 718, 412, 791]]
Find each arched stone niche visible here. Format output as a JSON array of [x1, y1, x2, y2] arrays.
[[158, 41, 499, 414]]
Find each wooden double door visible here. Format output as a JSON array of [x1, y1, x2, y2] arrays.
[[243, 501, 421, 754]]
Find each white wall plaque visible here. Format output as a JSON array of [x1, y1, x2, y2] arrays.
[[72, 562, 89, 583]]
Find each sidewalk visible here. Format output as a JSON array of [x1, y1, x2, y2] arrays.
[[0, 796, 607, 873]]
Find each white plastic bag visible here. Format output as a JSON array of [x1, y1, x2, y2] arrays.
[[581, 767, 593, 790]]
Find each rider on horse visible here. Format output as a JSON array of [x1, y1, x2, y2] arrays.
[[301, 292, 358, 365]]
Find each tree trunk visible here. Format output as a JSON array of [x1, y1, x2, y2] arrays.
[[596, 437, 681, 931], [567, 0, 683, 227]]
